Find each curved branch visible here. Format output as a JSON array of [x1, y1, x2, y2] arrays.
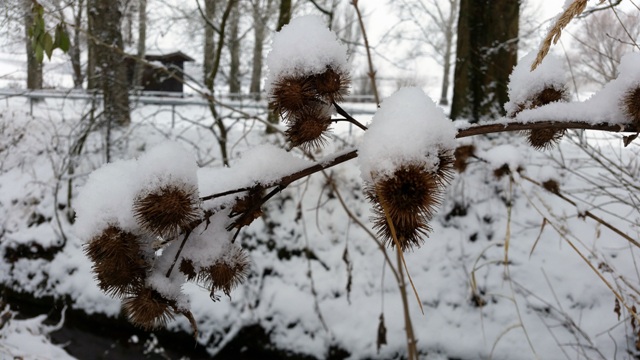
[[201, 119, 638, 201]]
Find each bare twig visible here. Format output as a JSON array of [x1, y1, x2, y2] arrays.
[[333, 101, 368, 130], [521, 175, 640, 249], [351, 0, 380, 105], [200, 119, 639, 202]]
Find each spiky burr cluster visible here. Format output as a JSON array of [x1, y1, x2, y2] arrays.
[[623, 87, 640, 128], [77, 142, 257, 334], [266, 15, 351, 151], [365, 154, 454, 251], [270, 67, 350, 150], [510, 86, 569, 150], [84, 179, 202, 332]]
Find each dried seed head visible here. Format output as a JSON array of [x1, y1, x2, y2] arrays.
[[122, 287, 175, 330], [454, 145, 476, 173], [285, 105, 332, 151], [530, 87, 568, 109], [542, 179, 560, 194], [527, 128, 565, 150], [269, 75, 316, 118], [622, 86, 640, 126], [179, 258, 197, 281], [436, 150, 455, 186], [493, 164, 524, 179], [510, 86, 568, 149], [312, 67, 350, 103], [365, 163, 443, 251], [199, 247, 249, 297], [133, 184, 200, 237], [84, 226, 148, 298], [511, 86, 568, 117], [230, 186, 265, 229]]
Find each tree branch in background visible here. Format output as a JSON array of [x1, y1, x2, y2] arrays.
[[351, 0, 380, 105]]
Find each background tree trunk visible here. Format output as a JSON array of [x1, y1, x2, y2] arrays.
[[203, 0, 216, 88], [439, 0, 457, 106], [23, 0, 43, 90], [228, 1, 241, 96], [249, 0, 274, 100], [133, 0, 147, 90], [86, 1, 98, 90], [88, 0, 131, 127], [450, 0, 519, 122], [70, 0, 84, 88], [276, 0, 291, 32], [266, 0, 292, 134]]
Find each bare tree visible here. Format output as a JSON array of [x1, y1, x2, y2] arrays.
[[396, 0, 458, 105], [572, 10, 640, 87], [23, 0, 43, 89], [227, 0, 241, 95], [249, 0, 275, 98], [133, 0, 147, 89], [202, 0, 219, 89], [451, 0, 519, 122], [88, 0, 130, 126]]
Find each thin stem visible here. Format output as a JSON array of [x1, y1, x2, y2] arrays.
[[201, 186, 255, 202], [333, 101, 368, 130], [200, 119, 639, 201], [166, 229, 192, 278], [351, 0, 380, 105], [521, 175, 640, 249], [396, 248, 419, 360]]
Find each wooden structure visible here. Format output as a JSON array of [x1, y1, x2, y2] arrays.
[[126, 51, 194, 93]]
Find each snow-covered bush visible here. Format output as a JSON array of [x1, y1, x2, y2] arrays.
[[52, 11, 640, 360]]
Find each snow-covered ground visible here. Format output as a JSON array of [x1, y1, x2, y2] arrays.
[[1, 86, 640, 359], [2, 6, 640, 358]]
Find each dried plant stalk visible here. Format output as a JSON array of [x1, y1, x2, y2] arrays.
[[531, 0, 595, 71]]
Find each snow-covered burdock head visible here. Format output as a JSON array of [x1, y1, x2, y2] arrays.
[[505, 52, 569, 150], [618, 53, 640, 128], [84, 225, 148, 298], [623, 87, 640, 127], [266, 15, 350, 150], [132, 142, 201, 237], [358, 87, 457, 251], [198, 245, 249, 299], [122, 287, 176, 330]]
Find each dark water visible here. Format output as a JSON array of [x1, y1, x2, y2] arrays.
[[3, 288, 346, 360], [4, 289, 210, 360]]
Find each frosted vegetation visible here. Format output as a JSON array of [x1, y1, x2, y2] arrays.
[[2, 12, 640, 360]]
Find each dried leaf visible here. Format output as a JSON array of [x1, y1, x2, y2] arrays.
[[614, 298, 621, 320], [342, 246, 352, 304], [623, 133, 638, 147], [376, 313, 387, 354]]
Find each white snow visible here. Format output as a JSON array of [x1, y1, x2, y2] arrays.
[[135, 141, 199, 194], [265, 15, 349, 95], [504, 51, 567, 117], [73, 158, 141, 239], [514, 52, 640, 125], [358, 87, 457, 182], [199, 144, 311, 206], [0, 307, 76, 360], [482, 144, 524, 174]]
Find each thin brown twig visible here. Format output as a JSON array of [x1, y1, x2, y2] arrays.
[[351, 0, 380, 105], [200, 119, 639, 202], [333, 101, 368, 130], [166, 229, 192, 278], [521, 175, 640, 249]]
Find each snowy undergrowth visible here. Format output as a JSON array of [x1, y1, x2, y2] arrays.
[[0, 306, 75, 360], [1, 95, 640, 359]]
